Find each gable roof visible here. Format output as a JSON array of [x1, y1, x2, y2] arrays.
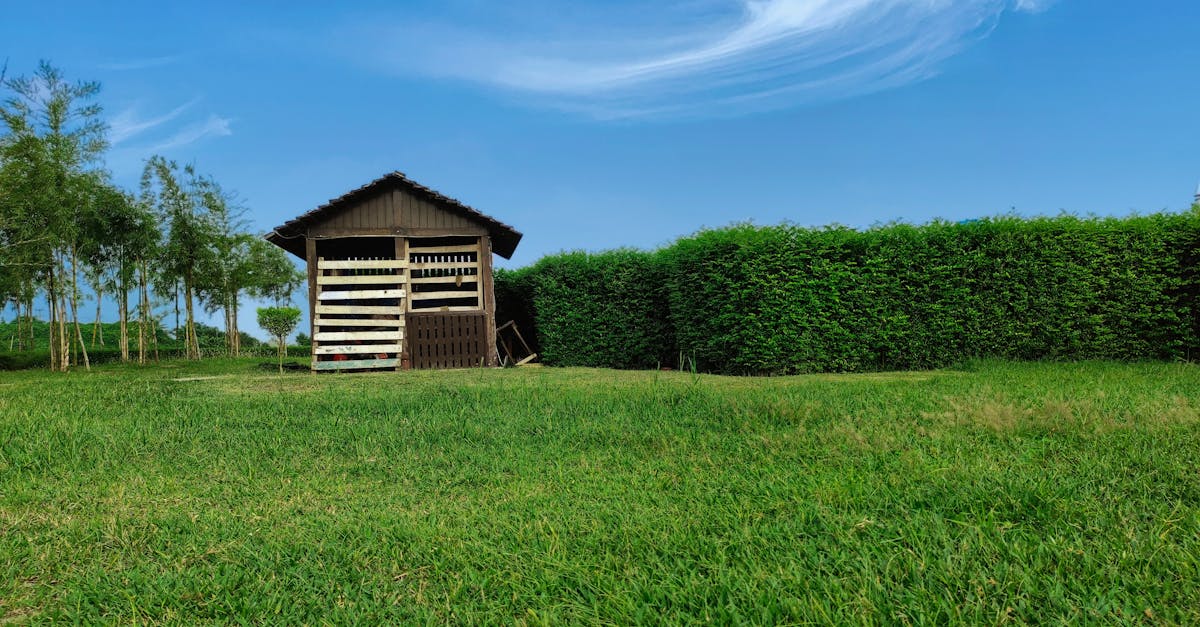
[[266, 171, 523, 259]]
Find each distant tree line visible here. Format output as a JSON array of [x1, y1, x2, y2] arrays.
[[0, 61, 303, 371]]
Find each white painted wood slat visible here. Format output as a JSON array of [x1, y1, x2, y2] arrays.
[[406, 244, 480, 254], [409, 305, 482, 312], [314, 317, 404, 327], [318, 289, 405, 301], [408, 276, 478, 284], [410, 290, 480, 301], [314, 358, 398, 371], [317, 274, 406, 285], [314, 331, 403, 342], [409, 261, 480, 271], [314, 343, 403, 355], [315, 305, 402, 315], [318, 259, 408, 270]]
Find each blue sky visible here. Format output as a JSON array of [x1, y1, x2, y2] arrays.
[[4, 1, 1200, 331]]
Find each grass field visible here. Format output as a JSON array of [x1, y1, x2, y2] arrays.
[[1, 359, 1198, 623]]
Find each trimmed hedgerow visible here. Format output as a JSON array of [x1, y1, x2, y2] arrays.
[[523, 250, 675, 369], [665, 213, 1200, 373], [495, 210, 1200, 373], [493, 266, 541, 357]]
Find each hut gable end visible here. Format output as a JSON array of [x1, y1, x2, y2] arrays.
[[303, 187, 483, 237], [267, 171, 522, 259]]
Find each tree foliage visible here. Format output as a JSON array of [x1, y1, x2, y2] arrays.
[[257, 306, 301, 374], [0, 61, 107, 370], [1, 61, 304, 369]]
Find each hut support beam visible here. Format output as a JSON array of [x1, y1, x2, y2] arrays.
[[306, 238, 318, 371], [480, 236, 499, 366], [396, 237, 409, 370]]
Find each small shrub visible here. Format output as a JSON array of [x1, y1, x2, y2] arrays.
[[257, 307, 302, 374]]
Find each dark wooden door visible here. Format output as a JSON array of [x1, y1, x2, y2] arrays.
[[407, 311, 490, 369]]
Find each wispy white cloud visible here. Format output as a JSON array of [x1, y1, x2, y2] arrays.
[[107, 110, 234, 179], [341, 0, 1057, 118], [1013, 0, 1057, 13], [97, 55, 181, 72], [143, 114, 233, 153], [108, 98, 199, 145]]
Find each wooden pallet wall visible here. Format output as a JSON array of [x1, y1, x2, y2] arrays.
[[312, 256, 407, 371], [407, 240, 482, 312]]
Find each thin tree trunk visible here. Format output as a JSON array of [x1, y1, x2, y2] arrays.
[[48, 256, 56, 370], [119, 266, 129, 362], [69, 246, 91, 371], [224, 289, 234, 357], [46, 291, 57, 371], [184, 270, 198, 360], [24, 296, 31, 352], [149, 266, 161, 363], [58, 254, 70, 371], [9, 299, 18, 351], [25, 296, 34, 351], [48, 252, 63, 371], [138, 258, 148, 365], [92, 282, 104, 347], [151, 314, 160, 363], [17, 299, 21, 351], [232, 295, 240, 357]]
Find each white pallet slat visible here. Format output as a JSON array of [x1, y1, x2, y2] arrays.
[[406, 244, 480, 254], [409, 290, 480, 301], [315, 305, 403, 315], [314, 358, 399, 371], [409, 305, 483, 312], [409, 261, 481, 271], [314, 343, 403, 355], [317, 289, 405, 301], [314, 317, 404, 327], [317, 259, 408, 270], [317, 274, 406, 285], [314, 331, 403, 342], [408, 275, 478, 285]]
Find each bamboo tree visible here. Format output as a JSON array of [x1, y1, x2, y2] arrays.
[[0, 61, 106, 371], [192, 173, 249, 356], [122, 195, 157, 362], [78, 183, 156, 360], [141, 156, 215, 360]]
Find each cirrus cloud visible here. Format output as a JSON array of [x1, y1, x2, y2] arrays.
[[340, 0, 1057, 119]]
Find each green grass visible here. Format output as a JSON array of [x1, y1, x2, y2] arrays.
[[1, 360, 1198, 623]]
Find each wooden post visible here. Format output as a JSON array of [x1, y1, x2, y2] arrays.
[[479, 236, 499, 366], [306, 238, 318, 371], [395, 236, 410, 370]]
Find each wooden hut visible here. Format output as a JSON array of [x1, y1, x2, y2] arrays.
[[266, 171, 522, 371]]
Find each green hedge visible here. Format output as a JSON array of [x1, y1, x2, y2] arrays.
[[493, 267, 541, 357], [665, 214, 1200, 373], [519, 250, 674, 369], [497, 210, 1200, 373]]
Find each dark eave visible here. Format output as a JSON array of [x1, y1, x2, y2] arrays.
[[265, 171, 523, 259]]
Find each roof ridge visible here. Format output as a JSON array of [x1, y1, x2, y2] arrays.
[[266, 170, 523, 259]]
